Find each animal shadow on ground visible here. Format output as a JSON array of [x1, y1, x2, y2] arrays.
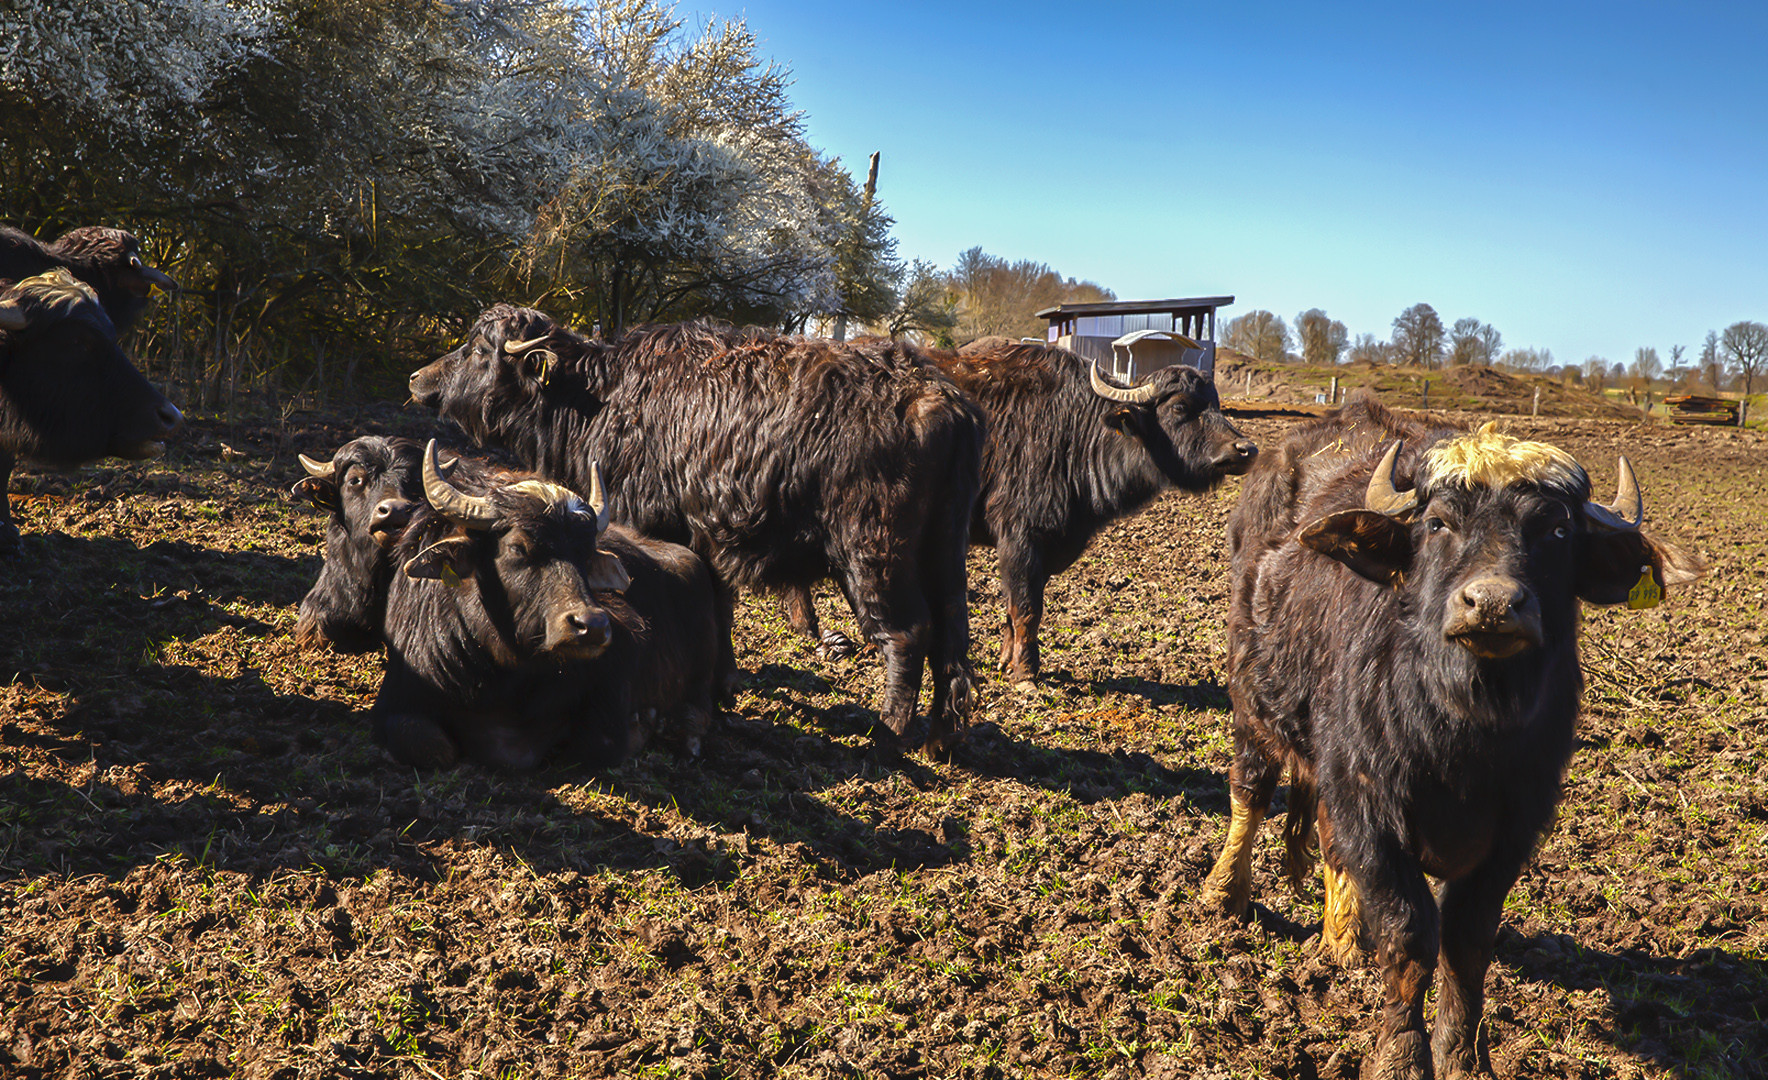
[[1498, 930, 1768, 1076], [949, 715, 1223, 809]]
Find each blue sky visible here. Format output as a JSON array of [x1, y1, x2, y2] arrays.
[[709, 1, 1766, 365]]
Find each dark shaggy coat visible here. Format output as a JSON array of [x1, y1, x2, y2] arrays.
[[0, 272, 182, 550], [1200, 392, 1702, 1078], [410, 309, 983, 751], [1, 225, 176, 334]]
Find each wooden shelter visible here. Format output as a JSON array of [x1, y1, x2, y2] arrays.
[[1037, 296, 1233, 380]]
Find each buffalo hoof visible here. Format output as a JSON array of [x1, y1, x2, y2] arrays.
[[816, 630, 858, 660], [1362, 1030, 1430, 1080], [378, 713, 460, 770]]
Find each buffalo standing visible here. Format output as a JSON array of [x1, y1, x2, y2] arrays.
[[1200, 393, 1701, 1079], [410, 310, 983, 752], [0, 270, 183, 552]]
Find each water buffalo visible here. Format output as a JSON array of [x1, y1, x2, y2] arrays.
[[787, 339, 1256, 683], [352, 442, 716, 767], [409, 310, 983, 753], [0, 270, 183, 552], [1200, 393, 1702, 1079], [1, 224, 177, 334]]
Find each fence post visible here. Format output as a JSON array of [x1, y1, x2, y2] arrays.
[[1245, 370, 1253, 398], [1330, 374, 1339, 403], [1532, 385, 1541, 417], [1421, 380, 1429, 409]]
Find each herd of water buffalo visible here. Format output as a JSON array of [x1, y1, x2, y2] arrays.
[[0, 224, 1707, 1078]]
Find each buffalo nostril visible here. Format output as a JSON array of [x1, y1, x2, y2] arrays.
[[158, 402, 184, 433], [1236, 440, 1258, 458]]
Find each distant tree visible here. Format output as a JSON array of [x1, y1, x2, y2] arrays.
[[1629, 346, 1662, 383], [1224, 310, 1292, 363], [1581, 355, 1610, 392], [1347, 332, 1393, 364], [1442, 316, 1485, 367], [1700, 330, 1724, 393], [1664, 344, 1689, 388], [946, 246, 1111, 342], [1294, 308, 1349, 365], [1392, 303, 1446, 367], [1721, 320, 1768, 396], [1477, 323, 1504, 366], [883, 259, 957, 345]]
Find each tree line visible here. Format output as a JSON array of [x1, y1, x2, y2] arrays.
[[1223, 302, 1767, 397], [0, 0, 920, 408]]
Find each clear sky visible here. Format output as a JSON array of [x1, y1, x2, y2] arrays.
[[706, 1, 1767, 366]]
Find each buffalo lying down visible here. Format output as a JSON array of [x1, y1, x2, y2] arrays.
[[1201, 393, 1702, 1078], [0, 270, 183, 552], [297, 439, 717, 765]]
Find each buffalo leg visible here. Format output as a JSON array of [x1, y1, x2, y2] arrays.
[[996, 539, 1046, 684], [846, 557, 930, 744], [922, 518, 976, 757], [1431, 848, 1527, 1078], [781, 583, 857, 658], [1200, 710, 1283, 915], [373, 712, 461, 770], [708, 569, 740, 700], [1317, 810, 1368, 963], [1346, 836, 1438, 1080], [0, 449, 17, 553]]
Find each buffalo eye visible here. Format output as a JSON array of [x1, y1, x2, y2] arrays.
[[1552, 523, 1569, 539], [1425, 516, 1449, 535]]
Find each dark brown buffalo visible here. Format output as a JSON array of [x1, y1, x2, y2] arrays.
[[409, 310, 983, 752], [291, 435, 427, 652], [787, 339, 1255, 683], [1, 225, 177, 334], [0, 270, 183, 552], [1200, 392, 1702, 1079], [329, 442, 717, 766]]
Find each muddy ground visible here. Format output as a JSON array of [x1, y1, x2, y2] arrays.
[[0, 404, 1763, 1079]]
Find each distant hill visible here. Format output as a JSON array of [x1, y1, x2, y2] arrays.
[[1213, 348, 1643, 420]]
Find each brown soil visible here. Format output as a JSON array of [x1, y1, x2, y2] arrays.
[[1, 404, 1764, 1079]]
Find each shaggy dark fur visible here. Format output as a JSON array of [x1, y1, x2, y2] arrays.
[[1, 224, 177, 334], [0, 272, 183, 551], [292, 436, 428, 652], [301, 442, 719, 768], [815, 340, 1255, 684], [1200, 392, 1702, 1078], [410, 309, 984, 751]]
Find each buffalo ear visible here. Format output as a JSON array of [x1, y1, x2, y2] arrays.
[[290, 477, 339, 512], [1297, 509, 1413, 585], [404, 537, 476, 586], [584, 550, 631, 592], [1577, 530, 1706, 605], [1104, 407, 1139, 436]]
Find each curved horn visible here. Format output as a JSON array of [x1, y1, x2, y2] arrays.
[[139, 265, 179, 292], [0, 303, 25, 332], [298, 453, 336, 480], [422, 440, 498, 529], [1584, 455, 1642, 531], [504, 334, 550, 354], [1364, 440, 1419, 516], [586, 461, 611, 533], [1089, 360, 1161, 405]]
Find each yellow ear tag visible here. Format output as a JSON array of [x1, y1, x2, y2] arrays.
[[1627, 564, 1661, 610], [441, 563, 462, 589]]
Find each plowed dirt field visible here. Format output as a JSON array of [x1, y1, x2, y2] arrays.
[[1, 406, 1763, 1079]]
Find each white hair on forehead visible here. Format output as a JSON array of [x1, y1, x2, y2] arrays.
[[1422, 422, 1588, 497], [5, 268, 97, 313]]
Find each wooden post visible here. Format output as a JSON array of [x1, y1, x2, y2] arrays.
[[1245, 371, 1253, 398], [1532, 385, 1541, 417], [1421, 380, 1429, 409], [1642, 391, 1652, 421], [1330, 374, 1339, 403], [1741, 400, 1750, 428]]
